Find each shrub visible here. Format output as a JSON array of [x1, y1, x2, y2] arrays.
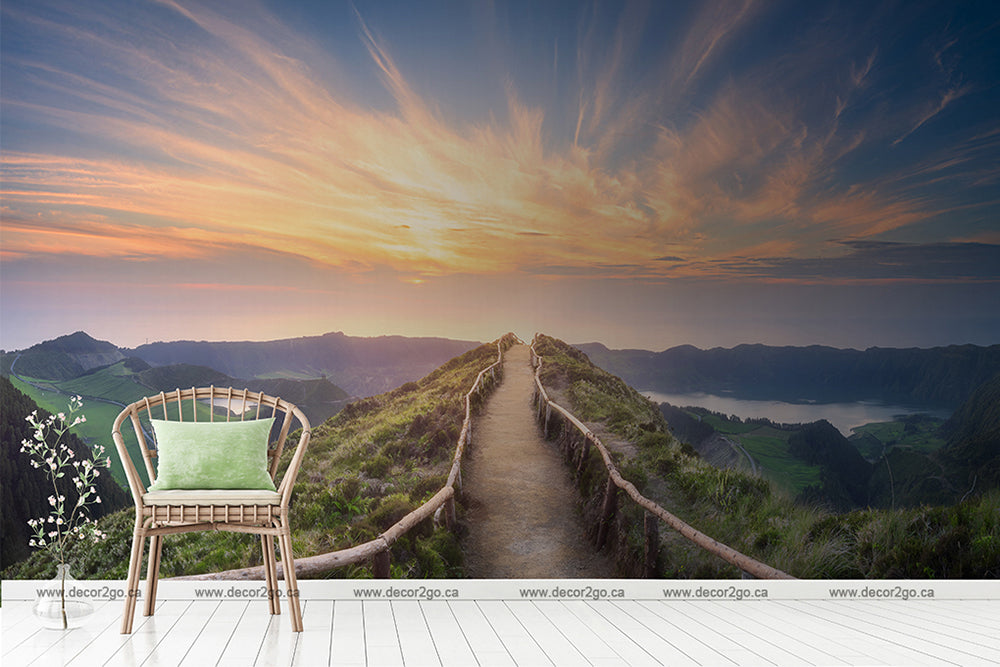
[[363, 454, 392, 478], [368, 493, 416, 531]]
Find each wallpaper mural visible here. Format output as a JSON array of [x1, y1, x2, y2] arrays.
[[2, 0, 999, 584]]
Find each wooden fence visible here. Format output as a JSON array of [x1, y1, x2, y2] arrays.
[[175, 333, 519, 581], [529, 336, 795, 580]]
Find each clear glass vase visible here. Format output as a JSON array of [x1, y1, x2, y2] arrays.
[[33, 564, 94, 630]]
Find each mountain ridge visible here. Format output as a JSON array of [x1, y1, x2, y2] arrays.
[[2, 330, 483, 398], [128, 331, 482, 397], [576, 341, 1000, 407]]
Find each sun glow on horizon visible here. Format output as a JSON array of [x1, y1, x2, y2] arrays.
[[1, 0, 998, 352]]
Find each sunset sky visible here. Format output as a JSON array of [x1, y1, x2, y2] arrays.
[[2, 0, 998, 352]]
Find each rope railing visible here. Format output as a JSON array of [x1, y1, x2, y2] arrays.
[[174, 333, 520, 581], [529, 335, 795, 580]]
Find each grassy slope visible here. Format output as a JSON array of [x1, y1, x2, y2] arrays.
[[8, 375, 139, 488], [850, 417, 948, 459], [693, 411, 822, 496], [9, 361, 352, 490], [535, 334, 1000, 579], [3, 337, 513, 581]]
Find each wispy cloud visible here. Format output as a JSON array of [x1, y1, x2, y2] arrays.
[[710, 241, 1000, 284], [893, 85, 973, 146], [1, 0, 996, 290]]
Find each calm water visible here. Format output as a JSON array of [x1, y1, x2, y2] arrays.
[[642, 391, 952, 436]]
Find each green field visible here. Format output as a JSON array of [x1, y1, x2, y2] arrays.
[[735, 433, 822, 495], [850, 417, 947, 459], [10, 367, 160, 489], [57, 364, 153, 405], [699, 412, 759, 435], [682, 409, 825, 496]]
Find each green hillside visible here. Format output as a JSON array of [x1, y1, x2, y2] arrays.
[[661, 404, 823, 497], [6, 351, 353, 489], [1, 377, 131, 570], [850, 414, 948, 460], [536, 335, 1000, 578], [3, 331, 126, 381], [3, 336, 514, 581], [930, 373, 1000, 496]]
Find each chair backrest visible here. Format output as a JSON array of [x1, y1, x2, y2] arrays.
[[112, 386, 311, 505]]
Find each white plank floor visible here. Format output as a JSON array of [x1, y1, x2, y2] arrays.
[[4, 595, 998, 666]]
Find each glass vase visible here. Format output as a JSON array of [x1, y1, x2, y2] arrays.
[[33, 564, 94, 630]]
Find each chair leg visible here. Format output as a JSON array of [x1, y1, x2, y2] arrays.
[[261, 534, 279, 615], [121, 519, 146, 634], [144, 534, 163, 616], [277, 530, 303, 632]]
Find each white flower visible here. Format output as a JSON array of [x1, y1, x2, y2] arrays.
[[48, 496, 57, 507]]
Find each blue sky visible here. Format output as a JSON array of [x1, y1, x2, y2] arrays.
[[2, 0, 998, 351]]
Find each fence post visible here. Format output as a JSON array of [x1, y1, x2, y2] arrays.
[[596, 477, 618, 549], [576, 436, 591, 475], [445, 496, 457, 532], [644, 512, 659, 578], [373, 550, 391, 578]]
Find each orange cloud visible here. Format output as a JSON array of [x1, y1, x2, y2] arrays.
[[1, 0, 986, 287]]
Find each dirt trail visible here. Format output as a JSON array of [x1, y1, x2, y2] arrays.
[[462, 345, 616, 578]]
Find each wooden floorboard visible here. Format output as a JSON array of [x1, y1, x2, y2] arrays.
[[419, 600, 478, 667], [776, 601, 965, 666], [449, 600, 515, 667], [476, 600, 552, 666], [329, 600, 368, 667], [361, 600, 403, 667], [181, 601, 250, 667], [3, 596, 999, 666]]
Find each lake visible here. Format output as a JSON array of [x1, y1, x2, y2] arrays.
[[642, 391, 953, 436]]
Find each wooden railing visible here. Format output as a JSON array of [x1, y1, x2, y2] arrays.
[[175, 333, 519, 580], [529, 335, 795, 580]]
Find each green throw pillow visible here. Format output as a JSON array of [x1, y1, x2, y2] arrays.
[[148, 418, 277, 491]]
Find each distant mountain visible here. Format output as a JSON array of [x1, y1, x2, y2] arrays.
[[130, 331, 481, 397], [577, 342, 1000, 407], [789, 420, 873, 510], [4, 331, 126, 380], [939, 373, 1000, 490], [137, 363, 351, 426]]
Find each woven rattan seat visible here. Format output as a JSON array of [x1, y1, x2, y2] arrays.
[[112, 386, 310, 633]]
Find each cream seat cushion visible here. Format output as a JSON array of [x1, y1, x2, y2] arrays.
[[143, 489, 282, 506]]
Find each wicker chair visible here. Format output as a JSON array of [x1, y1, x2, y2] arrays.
[[111, 387, 311, 633]]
